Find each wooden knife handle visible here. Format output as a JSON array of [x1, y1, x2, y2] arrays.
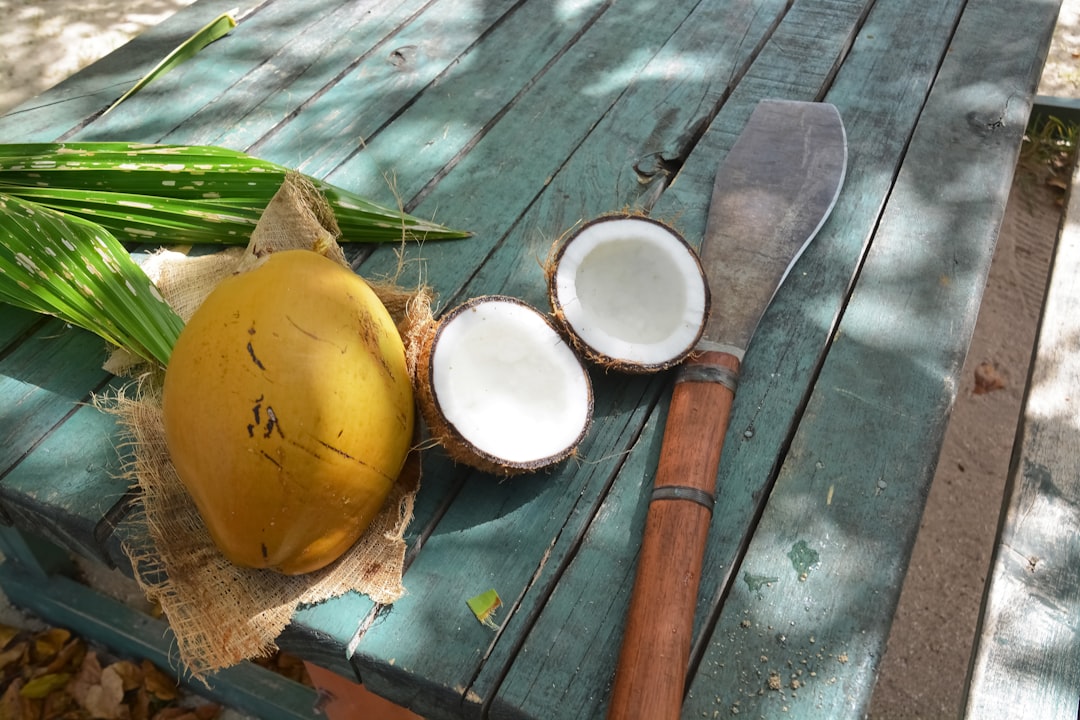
[[606, 350, 740, 720]]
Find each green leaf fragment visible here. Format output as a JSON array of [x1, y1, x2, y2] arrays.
[[102, 12, 238, 117], [466, 589, 502, 629]]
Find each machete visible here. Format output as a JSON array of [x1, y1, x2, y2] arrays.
[[606, 99, 848, 720]]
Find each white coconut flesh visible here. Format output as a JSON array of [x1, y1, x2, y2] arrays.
[[428, 296, 592, 469], [551, 216, 709, 370]]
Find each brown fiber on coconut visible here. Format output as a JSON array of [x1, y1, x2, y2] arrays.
[[415, 295, 593, 476], [546, 213, 710, 373]]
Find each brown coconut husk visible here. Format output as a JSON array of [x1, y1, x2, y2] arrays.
[[101, 172, 432, 677]]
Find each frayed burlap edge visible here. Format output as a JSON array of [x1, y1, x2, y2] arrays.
[[98, 173, 432, 678]]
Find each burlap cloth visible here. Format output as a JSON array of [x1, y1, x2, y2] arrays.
[[102, 174, 431, 677]]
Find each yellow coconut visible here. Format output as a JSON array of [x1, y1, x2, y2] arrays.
[[162, 249, 414, 575]]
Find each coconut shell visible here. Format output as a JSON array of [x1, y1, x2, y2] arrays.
[[546, 213, 710, 373], [415, 295, 593, 476]]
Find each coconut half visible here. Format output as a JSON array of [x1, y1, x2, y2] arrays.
[[548, 215, 710, 372], [417, 295, 593, 476]]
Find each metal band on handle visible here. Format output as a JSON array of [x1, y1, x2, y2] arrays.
[[650, 485, 716, 513], [675, 362, 739, 392]]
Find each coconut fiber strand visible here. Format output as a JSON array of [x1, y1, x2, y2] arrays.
[[103, 174, 429, 676]]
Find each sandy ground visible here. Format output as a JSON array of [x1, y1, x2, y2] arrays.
[[1, 1, 1078, 718]]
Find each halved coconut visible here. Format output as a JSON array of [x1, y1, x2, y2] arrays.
[[547, 214, 710, 372], [416, 295, 593, 476]]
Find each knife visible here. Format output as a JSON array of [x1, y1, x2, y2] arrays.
[[606, 99, 847, 720]]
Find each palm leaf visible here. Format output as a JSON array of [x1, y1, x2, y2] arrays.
[[0, 143, 470, 245], [0, 192, 183, 366]]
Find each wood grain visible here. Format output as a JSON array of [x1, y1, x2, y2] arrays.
[[963, 139, 1080, 719]]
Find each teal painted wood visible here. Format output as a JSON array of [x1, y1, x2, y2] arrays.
[[158, 0, 437, 150], [962, 139, 1080, 718], [488, 0, 906, 714], [351, 373, 663, 720], [313, 0, 613, 208], [687, 0, 974, 652], [472, 0, 863, 714], [0, 320, 111, 475], [683, 0, 1063, 716], [249, 0, 535, 183], [0, 0, 241, 142], [0, 375, 134, 565], [350, 0, 774, 308], [486, 402, 668, 719], [74, 0, 360, 143], [0, 305, 43, 351], [0, 554, 323, 720], [0, 525, 77, 578], [0, 0, 1064, 718], [341, 0, 802, 715]]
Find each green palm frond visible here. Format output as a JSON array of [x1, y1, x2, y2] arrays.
[[0, 192, 183, 366], [0, 143, 469, 245]]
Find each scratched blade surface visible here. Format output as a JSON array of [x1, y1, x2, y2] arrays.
[[699, 100, 847, 357]]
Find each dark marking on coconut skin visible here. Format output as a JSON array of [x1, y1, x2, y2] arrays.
[[261, 542, 269, 559], [259, 450, 282, 468], [247, 395, 284, 439], [287, 437, 395, 481], [264, 406, 283, 439], [316, 439, 357, 461], [247, 341, 265, 369]]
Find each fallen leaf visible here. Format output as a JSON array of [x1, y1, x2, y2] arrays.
[[82, 664, 128, 720], [44, 637, 86, 674], [0, 624, 20, 651], [194, 703, 221, 720], [973, 361, 1006, 394], [0, 641, 29, 674], [108, 660, 143, 692], [69, 651, 103, 707], [151, 709, 198, 720], [0, 678, 24, 719], [31, 628, 70, 663], [140, 660, 179, 702], [131, 687, 152, 720], [19, 672, 71, 699]]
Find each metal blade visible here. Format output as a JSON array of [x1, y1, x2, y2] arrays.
[[698, 99, 847, 358]]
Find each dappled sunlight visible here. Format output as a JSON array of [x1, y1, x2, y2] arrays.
[[0, 0, 197, 114]]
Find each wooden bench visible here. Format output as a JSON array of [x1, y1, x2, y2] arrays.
[[0, 0, 1068, 717], [963, 130, 1080, 719]]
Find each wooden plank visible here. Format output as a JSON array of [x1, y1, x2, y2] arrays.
[[0, 321, 111, 475], [343, 0, 792, 716], [0, 0, 243, 142], [156, 0, 437, 149], [0, 376, 133, 565], [299, 0, 618, 227], [351, 373, 664, 720], [682, 0, 1063, 716], [488, 0, 912, 714], [687, 0, 970, 651], [962, 142, 1080, 719], [73, 0, 360, 143], [246, 0, 534, 182], [0, 305, 44, 353]]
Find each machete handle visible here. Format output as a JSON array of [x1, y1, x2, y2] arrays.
[[607, 350, 740, 720]]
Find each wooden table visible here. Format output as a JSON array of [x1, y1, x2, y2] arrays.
[[0, 0, 1064, 717]]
